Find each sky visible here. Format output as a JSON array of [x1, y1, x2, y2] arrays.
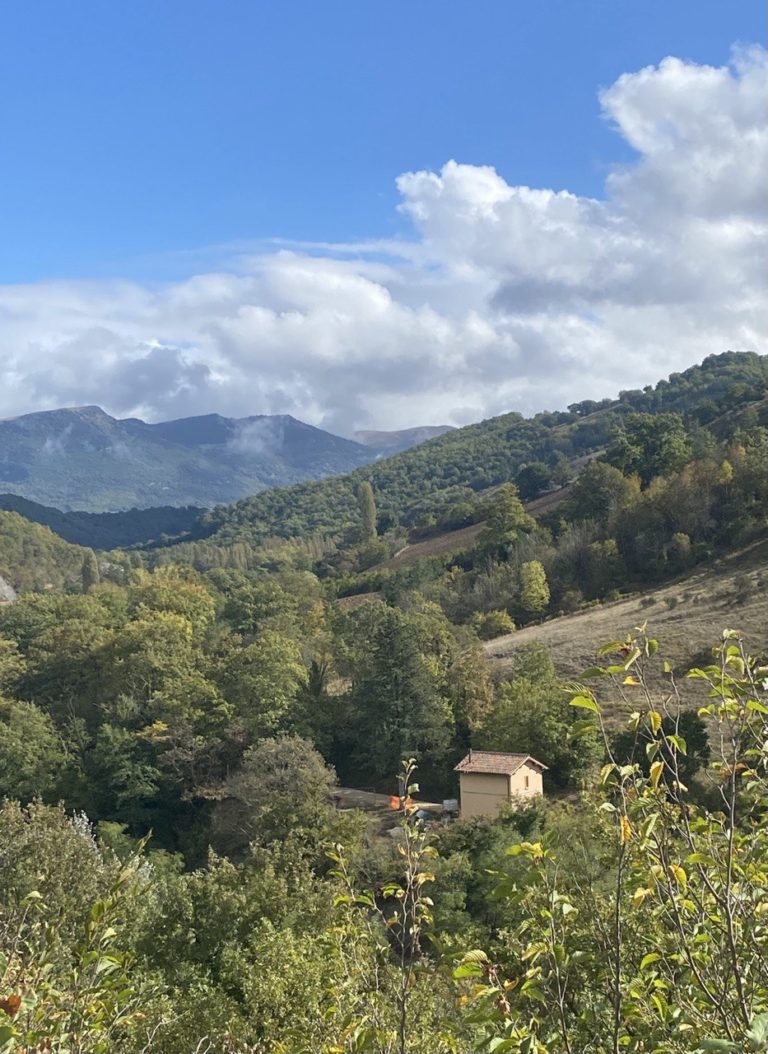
[[0, 0, 765, 434]]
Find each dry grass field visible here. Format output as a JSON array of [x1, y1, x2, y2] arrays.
[[485, 536, 768, 682]]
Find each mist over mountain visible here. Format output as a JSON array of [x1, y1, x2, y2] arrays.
[[0, 405, 384, 511]]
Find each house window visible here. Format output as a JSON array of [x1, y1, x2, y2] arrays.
[[525, 774, 530, 789]]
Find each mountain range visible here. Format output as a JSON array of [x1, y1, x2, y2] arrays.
[[0, 405, 442, 512]]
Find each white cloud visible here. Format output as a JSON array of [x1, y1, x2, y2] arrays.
[[0, 46, 765, 434]]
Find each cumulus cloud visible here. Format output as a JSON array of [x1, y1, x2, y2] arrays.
[[0, 46, 765, 434]]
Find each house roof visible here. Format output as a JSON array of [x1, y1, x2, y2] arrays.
[[454, 750, 547, 775]]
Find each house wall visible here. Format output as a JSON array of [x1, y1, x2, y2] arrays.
[[510, 764, 544, 798], [458, 772, 510, 819]]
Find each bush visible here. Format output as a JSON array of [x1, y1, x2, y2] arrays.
[[471, 610, 516, 640]]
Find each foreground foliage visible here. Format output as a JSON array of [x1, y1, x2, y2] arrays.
[[1, 630, 767, 1053]]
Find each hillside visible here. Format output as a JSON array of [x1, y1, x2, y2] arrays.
[[0, 405, 376, 511], [197, 351, 768, 547], [0, 510, 90, 592], [0, 493, 204, 550], [485, 538, 768, 679]]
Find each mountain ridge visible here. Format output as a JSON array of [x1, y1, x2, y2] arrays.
[[0, 406, 443, 512]]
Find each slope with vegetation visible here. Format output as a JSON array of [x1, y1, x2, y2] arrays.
[[0, 350, 767, 1052], [195, 350, 768, 547], [0, 493, 204, 549]]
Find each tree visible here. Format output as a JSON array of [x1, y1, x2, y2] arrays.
[[0, 698, 67, 801], [563, 459, 641, 530], [0, 634, 25, 694], [471, 610, 516, 641], [350, 606, 453, 787], [515, 462, 553, 501], [606, 412, 693, 485], [478, 484, 535, 558], [475, 643, 600, 788], [127, 566, 216, 635], [356, 480, 378, 541], [81, 548, 100, 593], [212, 735, 338, 855], [518, 560, 549, 618], [216, 629, 307, 739]]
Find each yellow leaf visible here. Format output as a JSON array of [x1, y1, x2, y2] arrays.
[[648, 710, 662, 735], [669, 864, 687, 892], [620, 814, 633, 845], [649, 761, 664, 790]]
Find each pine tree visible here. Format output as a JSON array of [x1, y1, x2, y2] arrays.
[[352, 606, 451, 784]]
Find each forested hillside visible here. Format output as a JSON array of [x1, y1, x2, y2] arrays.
[[1, 349, 767, 1052], [0, 493, 203, 549], [199, 351, 768, 546], [0, 511, 93, 592]]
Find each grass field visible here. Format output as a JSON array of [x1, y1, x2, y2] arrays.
[[485, 536, 768, 682]]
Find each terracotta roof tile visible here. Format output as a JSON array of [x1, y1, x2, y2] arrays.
[[454, 751, 547, 775]]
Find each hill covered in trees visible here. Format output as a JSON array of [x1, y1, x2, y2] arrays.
[[1, 349, 767, 1052], [0, 493, 203, 549], [196, 351, 768, 547]]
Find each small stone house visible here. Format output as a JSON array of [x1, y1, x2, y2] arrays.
[[454, 750, 546, 819]]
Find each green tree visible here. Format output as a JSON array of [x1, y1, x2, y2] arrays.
[[471, 610, 516, 640], [212, 734, 338, 855], [0, 698, 67, 801], [0, 634, 25, 694], [478, 484, 535, 558], [475, 643, 599, 788], [563, 459, 641, 530], [216, 629, 307, 739], [127, 566, 216, 635], [518, 559, 550, 618], [356, 480, 378, 541], [81, 547, 100, 593], [606, 412, 693, 485], [515, 462, 553, 501], [350, 606, 453, 787]]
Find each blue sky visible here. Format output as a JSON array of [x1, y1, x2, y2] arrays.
[[0, 2, 764, 432], [0, 0, 762, 283]]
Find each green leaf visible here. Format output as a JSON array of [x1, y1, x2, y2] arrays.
[[747, 699, 768, 715], [686, 853, 716, 867], [570, 695, 599, 713], [640, 952, 661, 970], [746, 1012, 768, 1051]]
